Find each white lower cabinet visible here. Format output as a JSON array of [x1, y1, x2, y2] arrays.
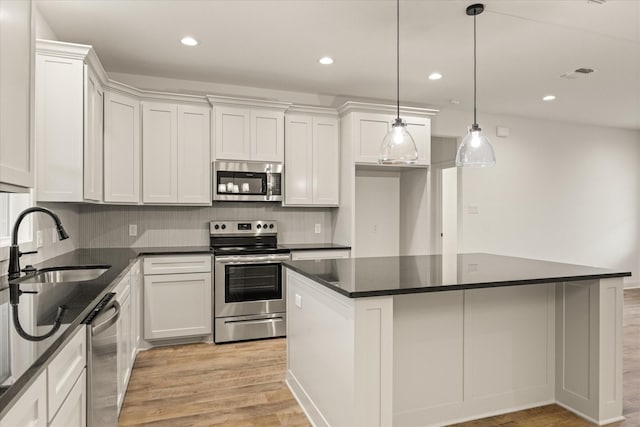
[[143, 255, 212, 341], [0, 371, 47, 427], [49, 370, 86, 427], [0, 327, 86, 427], [115, 273, 132, 411], [47, 327, 86, 422]]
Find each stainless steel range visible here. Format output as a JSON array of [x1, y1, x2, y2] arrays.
[[211, 220, 290, 343]]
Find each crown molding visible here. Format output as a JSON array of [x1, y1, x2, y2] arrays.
[[337, 101, 439, 118], [207, 95, 291, 111]]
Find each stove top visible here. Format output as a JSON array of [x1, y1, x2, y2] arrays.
[[210, 220, 289, 256]]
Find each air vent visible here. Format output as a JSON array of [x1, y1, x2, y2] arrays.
[[587, 0, 606, 4], [560, 67, 598, 79]]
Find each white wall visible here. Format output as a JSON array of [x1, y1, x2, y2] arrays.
[[433, 109, 640, 285], [354, 169, 400, 257]]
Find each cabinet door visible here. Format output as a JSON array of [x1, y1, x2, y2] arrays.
[[144, 273, 212, 340], [84, 68, 103, 201], [214, 106, 250, 160], [251, 110, 284, 162], [116, 284, 131, 411], [49, 370, 86, 427], [104, 91, 140, 203], [0, 371, 46, 427], [177, 105, 211, 204], [142, 102, 178, 203], [353, 113, 391, 164], [47, 326, 86, 422], [313, 117, 339, 205], [35, 54, 84, 202], [406, 117, 431, 166], [284, 115, 313, 205], [0, 0, 34, 190]]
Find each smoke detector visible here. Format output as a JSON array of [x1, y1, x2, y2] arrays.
[[560, 67, 598, 79]]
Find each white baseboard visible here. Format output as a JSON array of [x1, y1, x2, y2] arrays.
[[286, 370, 328, 427], [555, 401, 625, 426]]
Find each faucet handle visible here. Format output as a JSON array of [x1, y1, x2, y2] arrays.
[[18, 250, 38, 257], [21, 265, 37, 274]]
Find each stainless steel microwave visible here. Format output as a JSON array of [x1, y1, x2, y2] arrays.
[[213, 161, 283, 202]]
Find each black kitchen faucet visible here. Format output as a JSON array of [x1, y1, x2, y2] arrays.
[[8, 206, 69, 280]]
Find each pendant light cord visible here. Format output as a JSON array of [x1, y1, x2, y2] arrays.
[[473, 13, 477, 127], [396, 0, 400, 120]]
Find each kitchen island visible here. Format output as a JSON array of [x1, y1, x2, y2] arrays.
[[283, 253, 630, 427]]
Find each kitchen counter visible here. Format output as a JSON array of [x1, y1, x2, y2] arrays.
[[279, 243, 351, 251], [284, 253, 628, 426], [0, 246, 210, 417], [284, 252, 630, 298]]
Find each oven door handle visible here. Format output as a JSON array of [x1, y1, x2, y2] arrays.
[[215, 255, 291, 264], [224, 316, 285, 326]]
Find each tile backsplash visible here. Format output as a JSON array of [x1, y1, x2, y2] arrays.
[[80, 203, 335, 248]]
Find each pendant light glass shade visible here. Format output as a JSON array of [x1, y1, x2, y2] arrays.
[[378, 0, 418, 165], [455, 3, 496, 168], [455, 124, 495, 167], [379, 118, 418, 165]]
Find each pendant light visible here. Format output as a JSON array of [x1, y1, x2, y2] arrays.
[[455, 3, 496, 167], [378, 0, 418, 165]]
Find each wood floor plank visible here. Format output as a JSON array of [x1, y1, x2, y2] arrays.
[[119, 289, 640, 426]]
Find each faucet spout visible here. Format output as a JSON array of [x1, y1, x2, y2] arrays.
[[8, 207, 70, 280]]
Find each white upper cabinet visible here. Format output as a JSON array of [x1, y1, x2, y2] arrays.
[[142, 102, 178, 203], [84, 69, 104, 201], [34, 40, 107, 202], [209, 96, 290, 163], [177, 105, 211, 204], [284, 108, 339, 207], [0, 0, 34, 192], [142, 101, 211, 204], [339, 102, 435, 167], [251, 110, 284, 162], [104, 91, 141, 203]]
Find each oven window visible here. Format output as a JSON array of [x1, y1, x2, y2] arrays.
[[225, 263, 282, 303]]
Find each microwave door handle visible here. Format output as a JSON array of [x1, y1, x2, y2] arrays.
[[266, 174, 273, 199]]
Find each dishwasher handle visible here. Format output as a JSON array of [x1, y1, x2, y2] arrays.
[[91, 300, 120, 336]]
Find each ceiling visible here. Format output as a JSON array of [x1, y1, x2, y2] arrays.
[[36, 0, 640, 130]]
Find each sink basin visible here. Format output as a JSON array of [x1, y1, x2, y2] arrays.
[[16, 266, 110, 284]]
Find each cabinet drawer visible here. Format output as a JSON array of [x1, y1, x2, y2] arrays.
[[49, 369, 86, 427], [47, 327, 86, 422], [291, 249, 351, 261], [143, 255, 211, 275]]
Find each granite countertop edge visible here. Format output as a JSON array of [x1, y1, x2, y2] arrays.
[[0, 246, 211, 417], [278, 243, 351, 251], [283, 260, 632, 299]]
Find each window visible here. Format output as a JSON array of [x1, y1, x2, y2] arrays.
[[0, 192, 33, 252]]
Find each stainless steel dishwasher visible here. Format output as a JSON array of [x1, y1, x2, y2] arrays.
[[83, 292, 120, 427]]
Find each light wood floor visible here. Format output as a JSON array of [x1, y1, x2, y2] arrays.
[[119, 289, 640, 427]]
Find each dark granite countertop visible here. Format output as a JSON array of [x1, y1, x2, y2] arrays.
[[284, 253, 632, 298], [0, 246, 211, 417], [279, 243, 351, 251]]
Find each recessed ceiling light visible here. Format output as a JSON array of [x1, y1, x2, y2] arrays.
[[181, 36, 198, 47], [542, 95, 556, 101], [319, 56, 334, 65], [428, 72, 443, 80]]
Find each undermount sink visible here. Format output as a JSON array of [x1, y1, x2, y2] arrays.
[[16, 265, 110, 284]]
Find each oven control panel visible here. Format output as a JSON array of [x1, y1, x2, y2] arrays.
[[210, 220, 278, 235]]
